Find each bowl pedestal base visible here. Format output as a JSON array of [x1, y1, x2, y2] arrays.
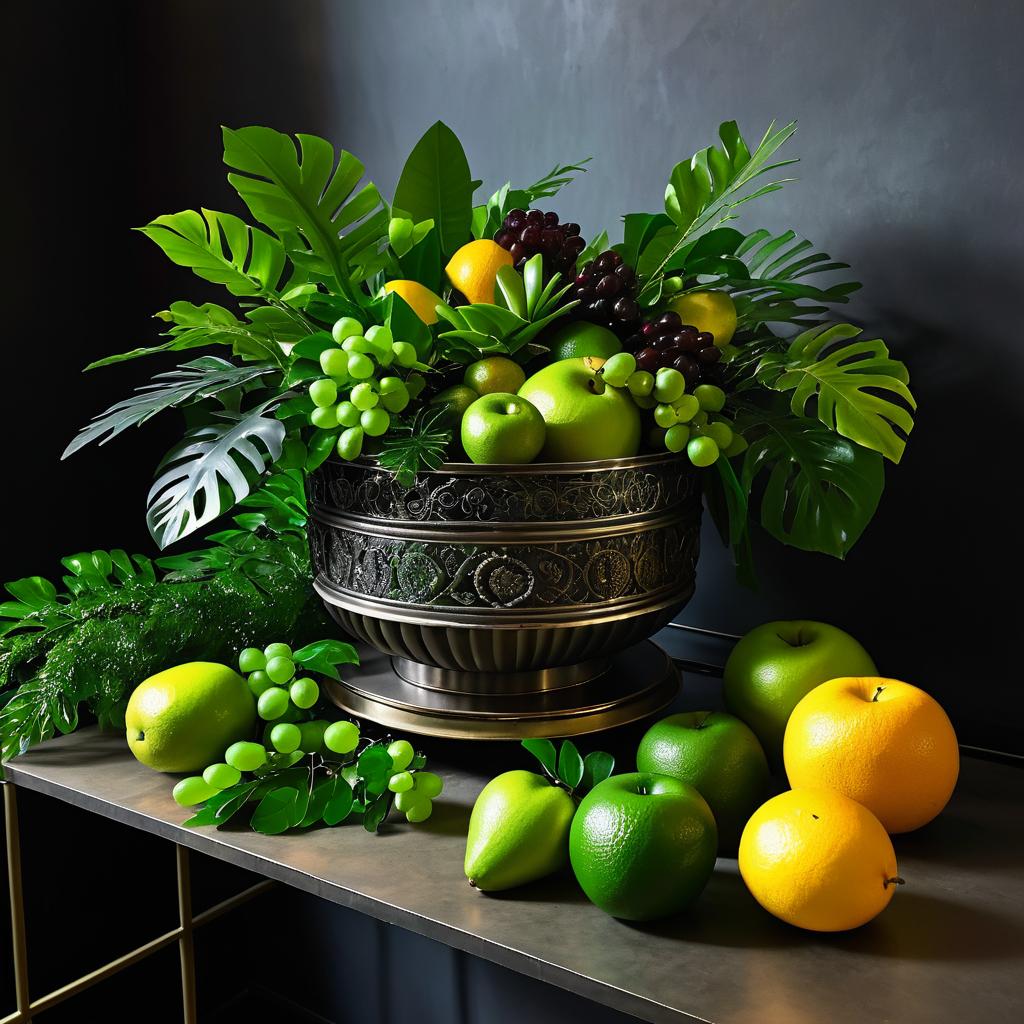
[[323, 640, 679, 740]]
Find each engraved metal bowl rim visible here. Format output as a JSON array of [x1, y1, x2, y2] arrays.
[[336, 449, 688, 477]]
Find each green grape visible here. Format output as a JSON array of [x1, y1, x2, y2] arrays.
[[388, 771, 414, 793], [601, 352, 637, 387], [663, 276, 684, 295], [320, 348, 349, 377], [270, 722, 302, 754], [392, 341, 417, 367], [323, 721, 360, 755], [375, 345, 394, 368], [723, 432, 748, 458], [342, 336, 372, 354], [653, 403, 678, 428], [648, 426, 667, 448], [690, 409, 708, 427], [336, 426, 364, 460], [672, 394, 700, 422], [247, 670, 273, 698], [225, 741, 267, 772], [332, 317, 363, 344], [309, 379, 338, 409], [335, 401, 361, 428], [203, 763, 241, 790], [350, 382, 379, 411], [289, 677, 320, 710], [687, 435, 720, 467], [405, 373, 426, 398], [257, 686, 290, 720], [310, 406, 338, 429], [665, 424, 691, 453], [264, 642, 292, 660], [633, 393, 658, 410], [297, 720, 329, 754], [694, 384, 726, 412], [347, 352, 374, 380], [173, 776, 219, 807], [626, 370, 654, 397], [405, 798, 433, 823], [387, 739, 414, 771], [413, 771, 443, 798], [365, 324, 393, 350], [393, 789, 420, 814], [361, 408, 390, 437], [653, 367, 686, 404], [265, 656, 295, 685], [378, 377, 409, 413], [707, 421, 733, 450], [238, 647, 265, 673]]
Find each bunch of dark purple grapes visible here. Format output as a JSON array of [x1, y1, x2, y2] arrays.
[[494, 209, 585, 279], [624, 311, 724, 389], [569, 250, 641, 337]]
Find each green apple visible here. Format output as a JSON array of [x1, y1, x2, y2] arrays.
[[461, 393, 545, 465], [723, 620, 878, 764], [569, 773, 717, 920], [518, 357, 641, 462], [636, 711, 769, 854], [465, 770, 575, 891], [547, 321, 622, 362], [125, 662, 256, 773]]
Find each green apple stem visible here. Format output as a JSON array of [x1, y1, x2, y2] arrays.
[[884, 876, 905, 888], [872, 686, 885, 702]]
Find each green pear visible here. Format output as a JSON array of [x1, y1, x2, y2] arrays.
[[464, 770, 575, 891]]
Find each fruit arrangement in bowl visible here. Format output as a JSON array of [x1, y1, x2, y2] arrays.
[[64, 116, 914, 586]]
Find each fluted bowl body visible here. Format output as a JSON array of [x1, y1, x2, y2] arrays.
[[306, 453, 701, 678]]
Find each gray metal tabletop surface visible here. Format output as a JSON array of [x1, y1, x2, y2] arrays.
[[5, 724, 1023, 1024]]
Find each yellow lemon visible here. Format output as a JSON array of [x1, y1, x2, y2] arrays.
[[383, 279, 443, 325], [739, 788, 901, 932], [445, 240, 513, 305], [784, 677, 959, 833], [668, 291, 737, 346]]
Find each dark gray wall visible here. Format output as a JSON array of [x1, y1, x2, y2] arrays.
[[324, 0, 1024, 752]]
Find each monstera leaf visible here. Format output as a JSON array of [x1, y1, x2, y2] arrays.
[[222, 126, 385, 299], [137, 208, 286, 297], [64, 357, 277, 457], [146, 400, 286, 548], [757, 323, 915, 463], [737, 406, 885, 558]]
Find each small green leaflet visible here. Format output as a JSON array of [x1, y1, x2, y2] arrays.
[[521, 739, 614, 795], [293, 639, 359, 681]]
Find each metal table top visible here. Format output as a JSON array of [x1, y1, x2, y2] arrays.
[[5, 722, 1023, 1024]]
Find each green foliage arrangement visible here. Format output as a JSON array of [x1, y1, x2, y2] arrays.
[[63, 117, 915, 584]]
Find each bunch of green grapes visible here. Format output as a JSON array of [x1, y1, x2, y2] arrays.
[[600, 353, 747, 468], [308, 317, 428, 461], [381, 738, 444, 823]]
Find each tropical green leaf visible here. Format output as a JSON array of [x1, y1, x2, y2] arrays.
[[557, 740, 584, 789], [222, 126, 385, 299], [521, 738, 557, 778], [146, 399, 286, 548], [393, 121, 473, 259], [377, 407, 452, 488], [737, 404, 885, 557], [757, 324, 915, 463], [137, 208, 285, 296], [250, 786, 299, 834], [64, 357, 277, 458], [293, 639, 359, 680], [580, 750, 615, 791]]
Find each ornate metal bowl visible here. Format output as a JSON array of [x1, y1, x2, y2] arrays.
[[306, 453, 701, 736]]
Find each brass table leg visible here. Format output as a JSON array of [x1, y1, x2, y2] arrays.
[[4, 783, 31, 1023], [176, 845, 198, 1024]]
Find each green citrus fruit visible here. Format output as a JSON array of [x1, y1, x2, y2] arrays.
[[465, 770, 575, 891], [546, 321, 622, 362], [636, 712, 769, 854], [125, 662, 256, 773], [428, 384, 478, 428], [570, 772, 717, 920], [464, 356, 526, 396]]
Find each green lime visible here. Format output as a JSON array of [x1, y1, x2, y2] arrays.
[[546, 322, 622, 362], [636, 712, 769, 853], [428, 384, 478, 429]]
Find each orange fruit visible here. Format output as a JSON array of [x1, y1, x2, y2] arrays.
[[383, 279, 442, 324], [445, 240, 513, 305], [784, 677, 958, 833], [739, 788, 901, 931]]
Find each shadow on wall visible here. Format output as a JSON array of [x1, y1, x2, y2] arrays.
[[691, 224, 1021, 752]]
